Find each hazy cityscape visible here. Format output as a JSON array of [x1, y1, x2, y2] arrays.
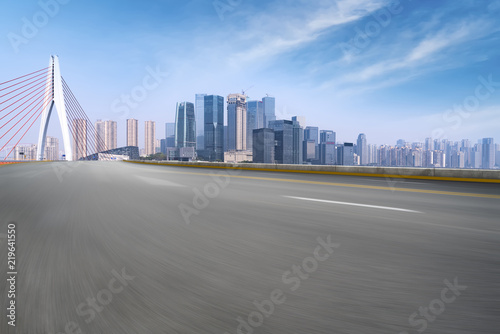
[[8, 92, 499, 169]]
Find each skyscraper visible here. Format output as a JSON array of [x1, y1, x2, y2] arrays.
[[269, 120, 293, 164], [320, 130, 336, 165], [126, 119, 138, 147], [195, 93, 207, 150], [262, 96, 276, 127], [175, 102, 196, 148], [72, 119, 87, 160], [246, 100, 264, 151], [227, 93, 247, 151], [292, 119, 303, 165], [482, 138, 495, 169], [144, 121, 156, 156], [253, 128, 275, 163], [204, 95, 224, 161], [357, 133, 367, 165]]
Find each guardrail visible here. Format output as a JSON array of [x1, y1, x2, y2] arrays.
[[124, 160, 500, 183]]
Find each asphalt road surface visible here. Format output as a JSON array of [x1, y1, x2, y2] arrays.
[[1, 161, 499, 334]]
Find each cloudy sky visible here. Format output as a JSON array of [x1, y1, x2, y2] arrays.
[[1, 0, 500, 149]]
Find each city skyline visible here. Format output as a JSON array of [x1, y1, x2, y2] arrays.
[[1, 0, 499, 148]]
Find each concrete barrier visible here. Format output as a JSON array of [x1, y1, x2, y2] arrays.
[[123, 160, 500, 183]]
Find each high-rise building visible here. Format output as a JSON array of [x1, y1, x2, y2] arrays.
[[357, 133, 367, 165], [451, 151, 465, 168], [227, 93, 247, 151], [425, 138, 434, 151], [155, 139, 161, 153], [339, 143, 354, 166], [320, 130, 336, 165], [246, 100, 264, 151], [253, 128, 275, 163], [144, 121, 156, 156], [304, 126, 319, 162], [195, 94, 208, 150], [45, 136, 59, 160], [223, 125, 228, 153], [204, 95, 224, 161], [96, 120, 117, 152], [15, 144, 37, 160], [292, 120, 303, 165], [175, 102, 196, 148], [165, 123, 175, 138], [262, 96, 276, 127], [433, 139, 441, 151], [95, 120, 105, 152], [304, 140, 316, 162], [433, 150, 445, 168], [482, 138, 495, 169], [165, 123, 175, 148], [269, 120, 293, 164], [496, 143, 500, 167], [105, 120, 117, 150], [72, 118, 87, 160], [291, 116, 305, 128], [126, 119, 138, 147], [160, 139, 167, 154]]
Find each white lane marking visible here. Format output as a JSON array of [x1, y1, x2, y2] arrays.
[[283, 196, 422, 213], [135, 175, 185, 187]]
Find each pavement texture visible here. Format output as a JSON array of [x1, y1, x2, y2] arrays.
[[0, 161, 499, 334]]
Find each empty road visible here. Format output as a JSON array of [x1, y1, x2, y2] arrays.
[[1, 161, 499, 333]]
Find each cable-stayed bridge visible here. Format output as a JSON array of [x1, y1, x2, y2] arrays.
[[0, 55, 110, 161]]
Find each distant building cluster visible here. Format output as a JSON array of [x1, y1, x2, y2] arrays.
[[9, 93, 499, 169], [365, 138, 498, 169], [13, 136, 58, 161]]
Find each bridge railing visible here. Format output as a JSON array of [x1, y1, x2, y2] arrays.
[[123, 160, 500, 183]]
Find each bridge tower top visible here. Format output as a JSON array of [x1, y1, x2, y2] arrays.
[[37, 55, 73, 161]]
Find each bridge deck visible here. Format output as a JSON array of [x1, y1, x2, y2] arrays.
[[0, 162, 499, 333]]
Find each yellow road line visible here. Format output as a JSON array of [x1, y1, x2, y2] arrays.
[[124, 161, 500, 183], [125, 161, 500, 199]]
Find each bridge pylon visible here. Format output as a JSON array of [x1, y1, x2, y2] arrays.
[[36, 55, 73, 161]]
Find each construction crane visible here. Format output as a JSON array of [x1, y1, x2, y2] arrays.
[[242, 85, 254, 97]]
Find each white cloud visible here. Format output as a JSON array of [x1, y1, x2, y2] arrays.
[[327, 18, 499, 89], [228, 0, 390, 64], [406, 23, 470, 62]]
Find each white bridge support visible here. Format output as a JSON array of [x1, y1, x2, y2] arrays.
[[37, 55, 73, 161]]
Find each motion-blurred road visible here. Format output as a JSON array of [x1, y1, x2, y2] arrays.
[[1, 161, 499, 333]]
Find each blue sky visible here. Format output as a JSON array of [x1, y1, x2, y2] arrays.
[[1, 0, 499, 148]]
